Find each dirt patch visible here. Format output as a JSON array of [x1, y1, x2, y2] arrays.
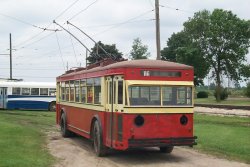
[[47, 131, 250, 167]]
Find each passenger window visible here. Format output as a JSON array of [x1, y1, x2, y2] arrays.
[[87, 86, 93, 103], [81, 79, 86, 103], [40, 88, 48, 96], [31, 88, 39, 95], [118, 81, 123, 104], [70, 81, 75, 102], [22, 88, 30, 95], [49, 88, 56, 96], [94, 78, 101, 104], [75, 81, 80, 102], [12, 87, 21, 95]]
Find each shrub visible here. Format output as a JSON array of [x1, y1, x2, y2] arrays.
[[197, 91, 209, 98], [245, 82, 250, 98], [214, 87, 229, 101]]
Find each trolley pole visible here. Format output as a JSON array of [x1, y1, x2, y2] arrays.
[[155, 0, 161, 60], [10, 33, 12, 80], [86, 49, 88, 67]]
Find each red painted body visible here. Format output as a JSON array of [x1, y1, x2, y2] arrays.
[[56, 60, 196, 151]]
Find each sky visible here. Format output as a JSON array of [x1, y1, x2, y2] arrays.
[[0, 0, 249, 83]]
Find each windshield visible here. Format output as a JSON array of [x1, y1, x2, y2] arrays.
[[128, 86, 192, 106]]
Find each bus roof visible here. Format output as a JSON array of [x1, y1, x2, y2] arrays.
[[60, 59, 193, 77], [105, 59, 193, 69], [0, 81, 56, 88]]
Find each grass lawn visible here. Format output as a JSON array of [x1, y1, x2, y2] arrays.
[[0, 110, 56, 167], [195, 96, 250, 106], [194, 114, 250, 164]]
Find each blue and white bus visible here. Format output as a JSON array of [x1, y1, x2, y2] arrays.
[[0, 81, 56, 111]]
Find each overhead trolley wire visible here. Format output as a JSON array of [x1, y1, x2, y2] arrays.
[[92, 9, 155, 37], [55, 30, 66, 71], [67, 21, 115, 60], [0, 12, 59, 31], [148, 0, 154, 8], [67, 25, 78, 65], [15, 31, 56, 52], [67, 0, 99, 21], [160, 4, 194, 14], [13, 0, 81, 50], [54, 0, 80, 21]]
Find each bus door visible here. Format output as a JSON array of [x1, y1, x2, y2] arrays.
[[0, 87, 7, 109], [105, 75, 124, 148]]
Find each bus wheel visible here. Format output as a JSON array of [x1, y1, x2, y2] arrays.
[[92, 120, 107, 157], [60, 113, 71, 137], [159, 146, 174, 153], [49, 101, 56, 112]]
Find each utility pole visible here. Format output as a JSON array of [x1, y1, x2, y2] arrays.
[[155, 0, 161, 60], [0, 34, 13, 80], [9, 33, 12, 80]]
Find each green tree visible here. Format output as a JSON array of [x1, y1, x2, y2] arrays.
[[162, 9, 250, 101], [245, 82, 250, 98], [130, 38, 150, 60], [87, 41, 123, 64], [161, 31, 209, 86]]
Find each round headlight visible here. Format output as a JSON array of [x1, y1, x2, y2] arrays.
[[180, 115, 188, 125], [134, 115, 144, 127]]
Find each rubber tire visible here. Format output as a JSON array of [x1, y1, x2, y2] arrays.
[[159, 146, 174, 153], [92, 120, 107, 157], [60, 113, 72, 137], [49, 101, 56, 112]]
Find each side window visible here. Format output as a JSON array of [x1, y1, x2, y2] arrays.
[[109, 81, 112, 104], [31, 88, 39, 95], [70, 81, 75, 102], [81, 79, 86, 103], [94, 78, 101, 104], [118, 81, 123, 104], [75, 80, 80, 102], [61, 82, 65, 101], [22, 88, 30, 95], [40, 88, 48, 96], [65, 82, 69, 101], [12, 87, 21, 95], [49, 88, 56, 96], [87, 78, 94, 103]]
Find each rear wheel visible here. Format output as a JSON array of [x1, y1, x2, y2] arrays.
[[92, 120, 107, 157], [49, 101, 56, 112], [60, 113, 72, 137], [159, 146, 174, 153]]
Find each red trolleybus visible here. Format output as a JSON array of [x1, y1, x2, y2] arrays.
[[56, 59, 197, 156]]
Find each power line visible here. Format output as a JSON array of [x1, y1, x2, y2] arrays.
[[0, 12, 59, 31], [67, 25, 78, 65], [148, 0, 154, 8], [15, 31, 56, 51], [68, 0, 99, 21], [14, 0, 81, 50], [160, 4, 194, 14], [0, 67, 64, 71], [79, 19, 153, 29], [93, 9, 154, 37], [0, 74, 57, 79], [55, 31, 66, 71], [54, 0, 80, 21]]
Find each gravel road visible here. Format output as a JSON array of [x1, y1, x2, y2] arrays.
[[194, 107, 250, 117], [48, 131, 250, 167]]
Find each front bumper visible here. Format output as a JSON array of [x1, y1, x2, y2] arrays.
[[128, 136, 197, 148]]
